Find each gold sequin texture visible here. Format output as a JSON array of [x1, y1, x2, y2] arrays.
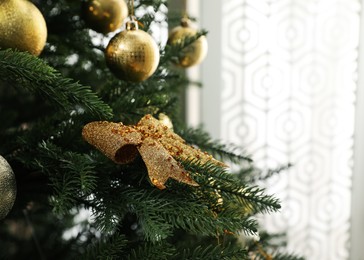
[[105, 20, 160, 82], [0, 155, 16, 219], [82, 114, 226, 189], [0, 0, 47, 56], [81, 0, 128, 34]]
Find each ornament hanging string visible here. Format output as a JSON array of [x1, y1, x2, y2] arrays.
[[104, 1, 158, 82], [82, 0, 128, 34], [128, 0, 144, 28], [183, 0, 187, 17], [129, 0, 134, 18], [167, 2, 209, 68]]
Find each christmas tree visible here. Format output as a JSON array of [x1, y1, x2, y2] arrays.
[[0, 0, 303, 259]]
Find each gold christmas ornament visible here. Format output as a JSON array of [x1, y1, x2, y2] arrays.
[[158, 113, 173, 130], [81, 0, 128, 34], [0, 155, 16, 219], [105, 19, 160, 82], [167, 17, 208, 68], [82, 114, 226, 189], [0, 0, 47, 56]]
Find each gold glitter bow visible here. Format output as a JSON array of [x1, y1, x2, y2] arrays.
[[82, 114, 226, 189]]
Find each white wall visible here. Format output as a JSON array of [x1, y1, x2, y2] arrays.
[[350, 1, 364, 258]]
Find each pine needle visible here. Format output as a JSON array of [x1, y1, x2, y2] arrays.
[[0, 49, 113, 119]]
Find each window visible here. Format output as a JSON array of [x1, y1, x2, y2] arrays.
[[195, 0, 363, 259]]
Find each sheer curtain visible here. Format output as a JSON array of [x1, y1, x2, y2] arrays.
[[195, 0, 363, 259]]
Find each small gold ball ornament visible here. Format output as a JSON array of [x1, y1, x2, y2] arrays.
[[105, 19, 160, 82], [158, 113, 173, 130], [0, 0, 47, 56], [0, 155, 16, 220], [82, 0, 128, 34], [167, 18, 208, 68]]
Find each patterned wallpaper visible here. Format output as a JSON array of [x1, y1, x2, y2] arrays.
[[219, 0, 360, 258]]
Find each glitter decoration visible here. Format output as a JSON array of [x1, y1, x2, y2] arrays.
[[81, 0, 128, 34], [82, 114, 226, 189], [167, 17, 208, 68], [105, 18, 160, 82], [158, 113, 174, 130], [0, 0, 47, 56], [0, 155, 16, 219]]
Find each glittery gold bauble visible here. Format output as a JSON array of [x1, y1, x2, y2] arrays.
[[0, 155, 16, 219], [0, 0, 47, 56], [82, 0, 128, 34], [167, 18, 208, 68], [105, 20, 160, 82]]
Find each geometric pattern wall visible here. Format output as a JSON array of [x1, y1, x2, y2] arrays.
[[220, 1, 360, 259]]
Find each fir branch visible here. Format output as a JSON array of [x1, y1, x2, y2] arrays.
[[178, 244, 248, 260], [125, 241, 176, 260], [246, 232, 305, 260], [270, 253, 305, 260], [121, 188, 212, 240], [92, 202, 124, 233], [178, 127, 253, 164], [109, 90, 171, 121], [23, 141, 98, 214], [81, 234, 128, 260], [0, 49, 113, 119], [138, 210, 174, 241], [251, 251, 304, 260], [127, 188, 258, 238], [161, 30, 208, 66], [92, 185, 258, 241], [181, 160, 281, 215], [90, 184, 130, 233], [240, 163, 293, 183]]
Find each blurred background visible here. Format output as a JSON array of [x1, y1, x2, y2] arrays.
[[171, 0, 364, 259]]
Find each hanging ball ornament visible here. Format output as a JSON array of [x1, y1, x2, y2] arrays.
[[0, 155, 16, 220], [81, 0, 128, 34], [105, 18, 160, 82], [167, 17, 208, 68], [158, 113, 173, 130], [0, 0, 47, 56]]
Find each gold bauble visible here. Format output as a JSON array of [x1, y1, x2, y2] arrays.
[[0, 155, 16, 220], [82, 0, 128, 34], [0, 0, 47, 56], [105, 20, 160, 82], [167, 18, 208, 68], [158, 113, 173, 130]]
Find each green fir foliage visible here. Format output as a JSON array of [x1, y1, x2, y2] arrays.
[[0, 49, 113, 119], [82, 234, 128, 260], [178, 127, 253, 164], [0, 0, 303, 259]]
